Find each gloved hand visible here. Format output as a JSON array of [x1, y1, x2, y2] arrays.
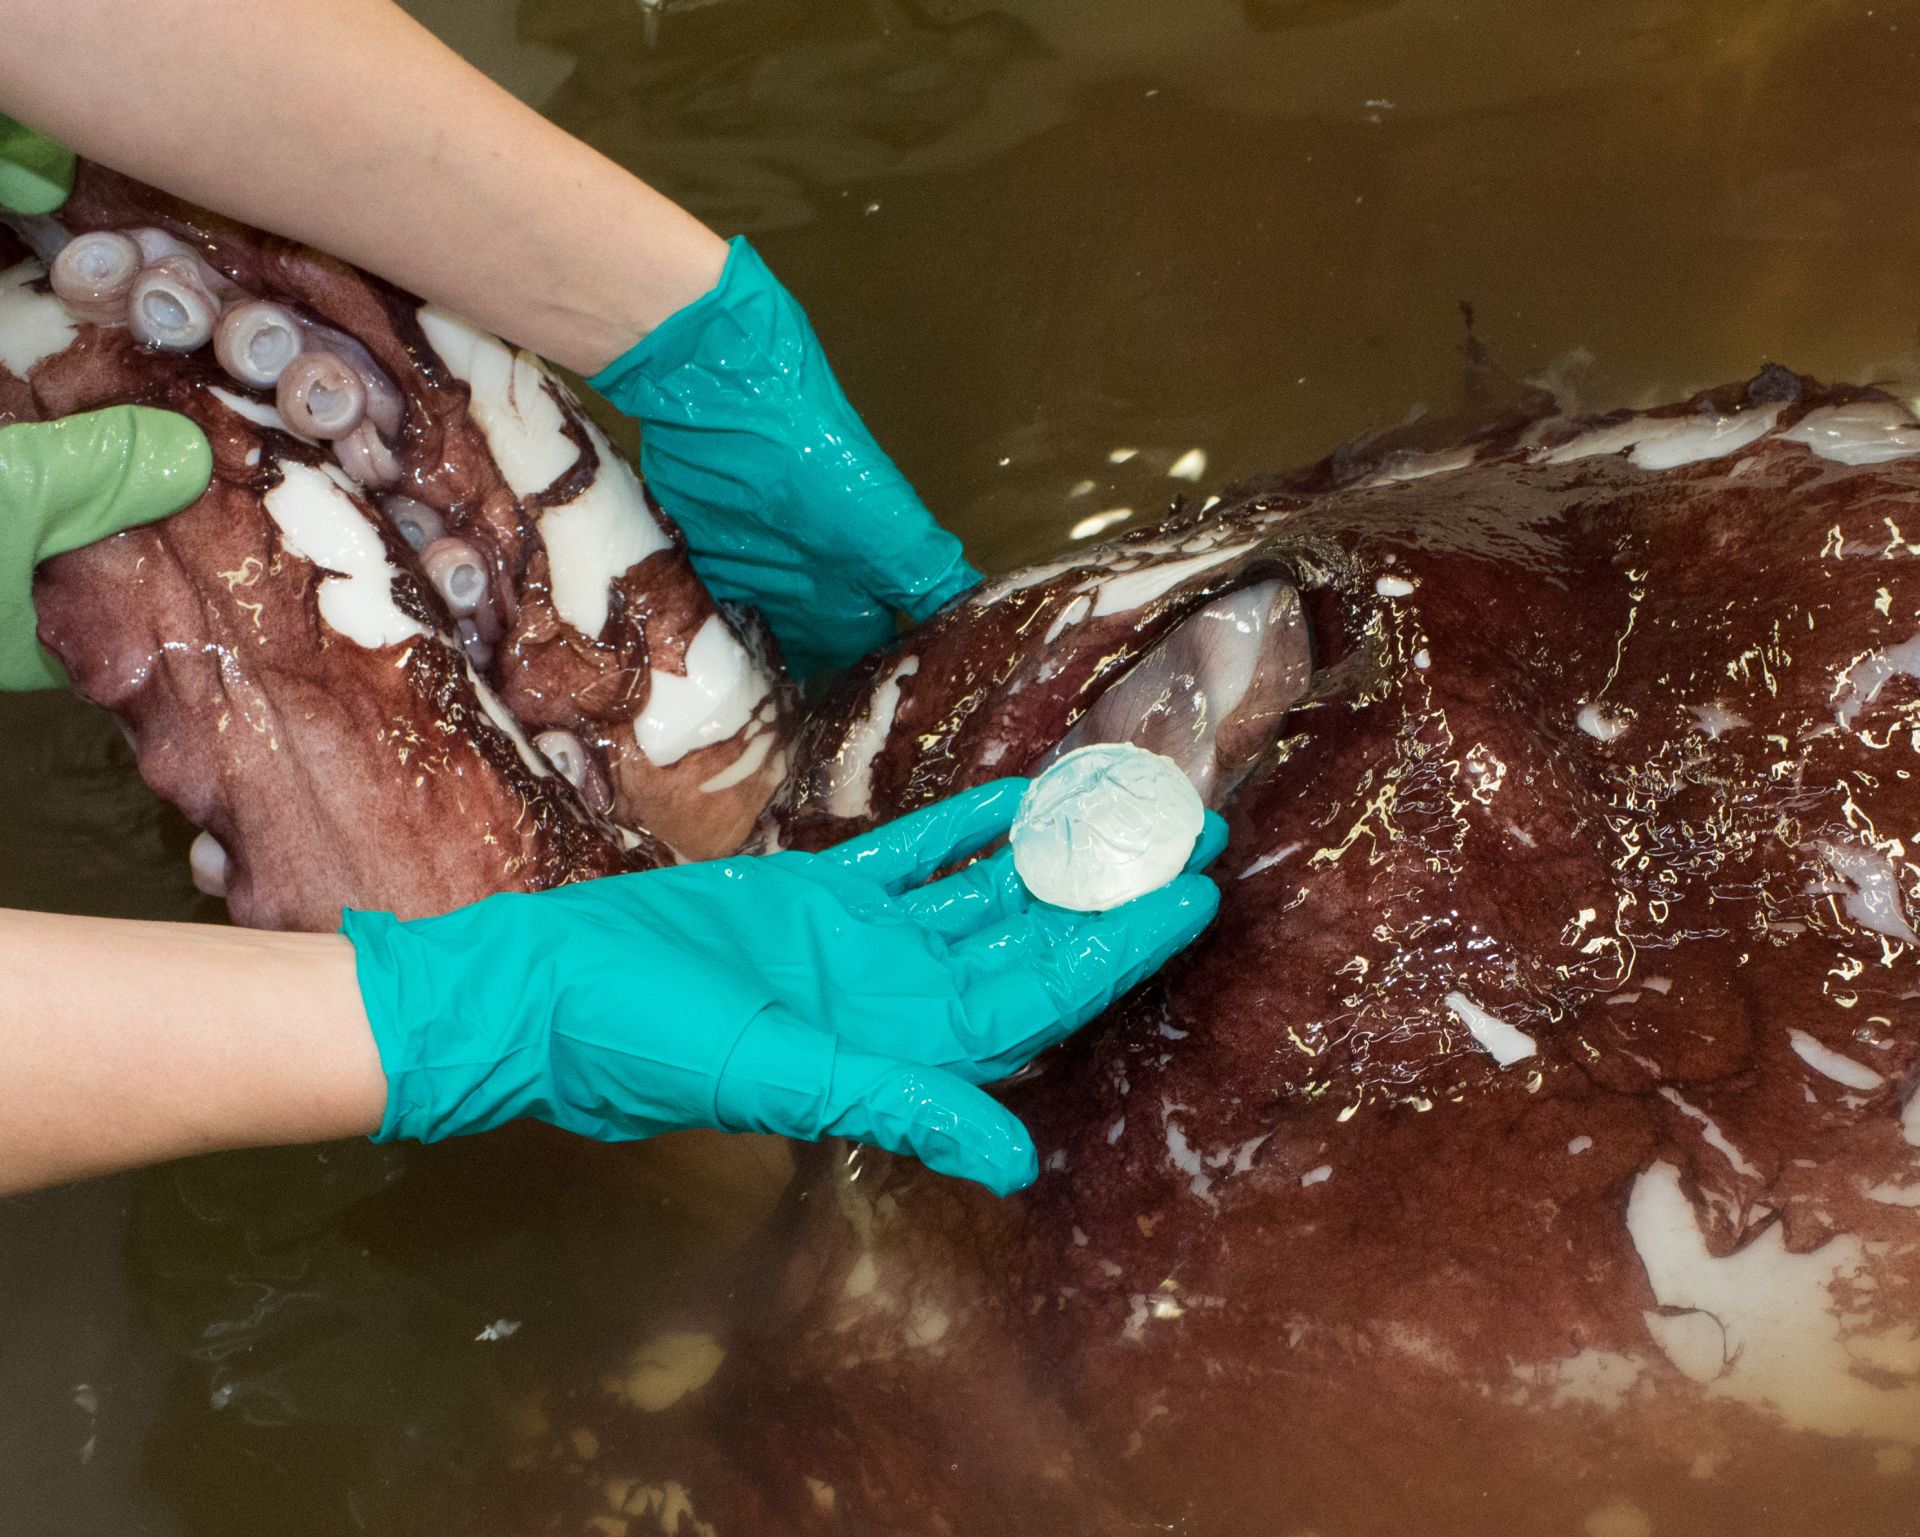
[[346, 780, 1227, 1195], [588, 238, 980, 679], [0, 408, 215, 689], [0, 114, 74, 215]]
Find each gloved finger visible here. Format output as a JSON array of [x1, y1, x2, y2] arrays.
[[902, 807, 1229, 941], [0, 407, 214, 560], [945, 873, 1222, 1076], [714, 1008, 1037, 1195], [1033, 873, 1222, 1029], [897, 841, 1028, 940], [0, 407, 214, 692], [0, 115, 76, 216], [826, 777, 1029, 892]]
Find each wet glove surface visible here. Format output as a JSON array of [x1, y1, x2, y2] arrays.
[[587, 237, 980, 679], [0, 408, 215, 689], [0, 114, 74, 216], [346, 781, 1227, 1195]]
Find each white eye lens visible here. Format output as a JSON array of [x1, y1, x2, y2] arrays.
[[1011, 743, 1206, 912]]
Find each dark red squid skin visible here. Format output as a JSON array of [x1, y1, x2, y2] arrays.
[[505, 373, 1920, 1537]]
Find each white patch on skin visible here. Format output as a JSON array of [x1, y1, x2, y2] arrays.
[[1788, 1028, 1887, 1091], [635, 615, 772, 768], [1300, 1164, 1332, 1187], [1813, 841, 1920, 946], [1086, 541, 1260, 618], [1568, 1135, 1594, 1156], [1163, 1115, 1214, 1202], [467, 667, 555, 779], [906, 1300, 949, 1347], [208, 385, 298, 437], [1833, 635, 1920, 728], [537, 420, 669, 638], [1578, 703, 1630, 741], [1043, 594, 1093, 642], [1375, 574, 1415, 598], [822, 656, 919, 818], [1413, 648, 1431, 669], [1238, 841, 1303, 880], [1905, 1087, 1920, 1149], [416, 306, 577, 496], [1108, 446, 1137, 463], [1168, 448, 1207, 481], [1689, 701, 1748, 738], [1629, 1161, 1920, 1443], [262, 461, 425, 648], [1657, 1087, 1760, 1179], [842, 1253, 877, 1299], [1512, 1350, 1644, 1412], [606, 1332, 724, 1413], [1643, 975, 1673, 995], [1445, 990, 1537, 1067], [1583, 1500, 1654, 1537], [0, 261, 76, 376], [1540, 403, 1783, 471], [1781, 400, 1920, 466], [699, 729, 778, 794], [1861, 1179, 1920, 1208], [972, 551, 1095, 606]]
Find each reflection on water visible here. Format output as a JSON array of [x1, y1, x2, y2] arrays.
[[6, 0, 1920, 1531]]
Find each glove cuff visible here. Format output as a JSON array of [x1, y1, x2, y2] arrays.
[[342, 903, 554, 1143]]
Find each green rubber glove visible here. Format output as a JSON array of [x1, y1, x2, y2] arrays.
[[587, 237, 981, 679], [0, 408, 215, 689], [0, 115, 75, 215], [345, 782, 1227, 1195]]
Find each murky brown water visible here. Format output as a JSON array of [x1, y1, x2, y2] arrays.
[[5, 0, 1920, 1531]]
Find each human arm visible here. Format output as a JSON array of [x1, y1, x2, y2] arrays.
[[0, 782, 1225, 1197], [0, 908, 384, 1194], [0, 0, 725, 374]]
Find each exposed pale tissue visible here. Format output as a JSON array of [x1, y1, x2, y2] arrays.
[[1011, 744, 1205, 911]]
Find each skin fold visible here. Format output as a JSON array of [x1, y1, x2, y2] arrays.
[[5, 179, 1920, 1534]]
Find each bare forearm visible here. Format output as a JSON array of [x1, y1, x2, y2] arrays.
[[0, 0, 726, 373], [0, 908, 384, 1193]]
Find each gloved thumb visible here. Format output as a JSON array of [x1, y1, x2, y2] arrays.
[[0, 407, 213, 690], [714, 1007, 1039, 1195]]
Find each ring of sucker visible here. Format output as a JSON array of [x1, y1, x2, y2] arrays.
[[523, 370, 1920, 1537]]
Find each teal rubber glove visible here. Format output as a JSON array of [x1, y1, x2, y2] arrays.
[[345, 781, 1227, 1195], [0, 115, 75, 215], [0, 408, 215, 689], [587, 237, 981, 679]]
